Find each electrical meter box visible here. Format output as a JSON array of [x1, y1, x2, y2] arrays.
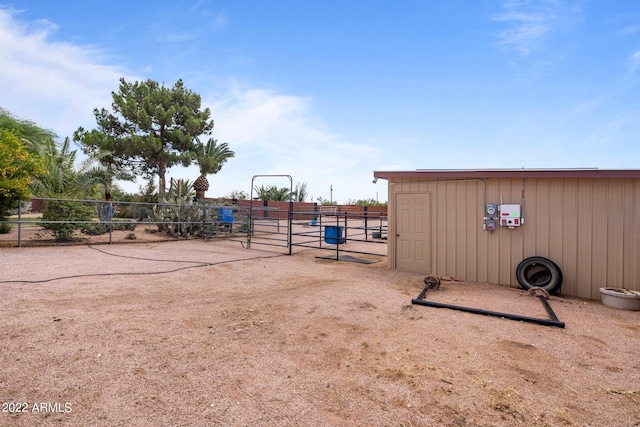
[[483, 204, 498, 231], [499, 204, 521, 227]]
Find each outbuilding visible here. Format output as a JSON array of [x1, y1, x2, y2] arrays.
[[372, 169, 640, 300]]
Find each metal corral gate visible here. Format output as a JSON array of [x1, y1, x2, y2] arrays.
[[289, 207, 388, 259], [246, 202, 293, 254], [245, 175, 388, 257], [245, 204, 388, 258], [246, 175, 294, 254], [200, 200, 291, 253], [202, 205, 251, 244]]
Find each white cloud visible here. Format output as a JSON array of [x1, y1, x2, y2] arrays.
[[212, 13, 228, 28], [492, 0, 582, 56], [494, 11, 550, 55], [628, 49, 640, 74], [183, 84, 386, 202], [0, 8, 385, 202], [119, 81, 386, 202], [618, 24, 640, 36], [0, 8, 134, 137], [155, 32, 196, 43], [566, 94, 612, 118]]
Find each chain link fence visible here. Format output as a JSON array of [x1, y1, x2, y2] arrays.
[[0, 198, 249, 247]]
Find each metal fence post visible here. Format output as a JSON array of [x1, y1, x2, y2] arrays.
[[288, 199, 293, 255], [335, 214, 340, 260], [202, 206, 207, 241], [108, 200, 113, 245], [17, 200, 22, 248], [177, 204, 181, 237], [364, 206, 368, 241]]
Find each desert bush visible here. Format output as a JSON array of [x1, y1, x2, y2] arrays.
[[149, 203, 203, 237], [114, 202, 150, 221], [40, 200, 94, 241], [0, 222, 11, 234], [80, 220, 137, 235]]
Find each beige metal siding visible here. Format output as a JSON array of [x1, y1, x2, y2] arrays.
[[576, 181, 593, 298], [388, 177, 640, 299], [560, 179, 578, 297]]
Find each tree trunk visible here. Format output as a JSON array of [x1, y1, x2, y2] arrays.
[[158, 161, 167, 202], [105, 178, 113, 201], [158, 125, 167, 202]]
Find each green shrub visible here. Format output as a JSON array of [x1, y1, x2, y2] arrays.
[[80, 220, 137, 235], [40, 200, 95, 241], [79, 223, 109, 235], [0, 222, 11, 234]]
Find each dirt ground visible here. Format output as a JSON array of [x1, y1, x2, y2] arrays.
[[0, 238, 638, 427]]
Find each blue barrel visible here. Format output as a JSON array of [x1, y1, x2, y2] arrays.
[[219, 208, 234, 223], [324, 226, 345, 245]]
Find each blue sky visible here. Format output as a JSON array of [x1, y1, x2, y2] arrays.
[[1, 1, 639, 203]]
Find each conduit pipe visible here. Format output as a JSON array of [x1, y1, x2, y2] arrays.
[[411, 283, 565, 328]]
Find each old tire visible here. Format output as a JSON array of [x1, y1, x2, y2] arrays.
[[516, 257, 562, 294]]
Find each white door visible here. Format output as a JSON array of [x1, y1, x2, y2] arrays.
[[395, 193, 431, 273]]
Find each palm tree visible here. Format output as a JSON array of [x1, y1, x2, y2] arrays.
[[254, 185, 291, 201], [29, 137, 79, 197], [83, 153, 135, 201], [193, 138, 235, 200], [270, 186, 292, 201], [29, 137, 121, 199]]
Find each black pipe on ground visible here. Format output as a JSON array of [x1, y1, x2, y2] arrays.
[[411, 284, 565, 328]]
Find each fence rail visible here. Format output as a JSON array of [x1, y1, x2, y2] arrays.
[[1, 198, 388, 260], [0, 198, 250, 247], [290, 210, 388, 258]]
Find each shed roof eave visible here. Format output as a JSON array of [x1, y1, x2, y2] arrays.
[[373, 169, 640, 180]]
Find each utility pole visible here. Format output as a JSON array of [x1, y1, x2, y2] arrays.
[[330, 185, 333, 204]]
